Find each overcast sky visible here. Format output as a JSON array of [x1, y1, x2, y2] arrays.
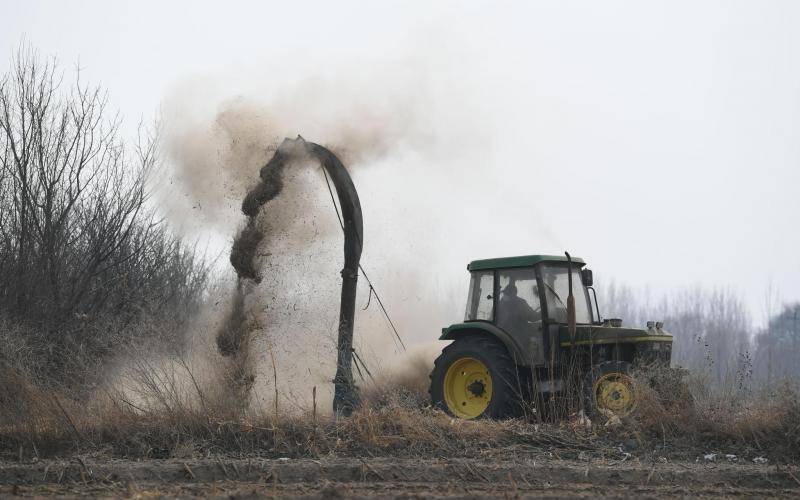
[[2, 1, 799, 327]]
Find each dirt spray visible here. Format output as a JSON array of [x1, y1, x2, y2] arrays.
[[218, 137, 364, 415]]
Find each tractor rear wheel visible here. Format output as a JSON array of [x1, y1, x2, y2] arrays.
[[429, 336, 519, 419], [585, 361, 637, 417]]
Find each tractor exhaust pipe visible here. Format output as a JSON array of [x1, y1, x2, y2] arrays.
[[565, 252, 577, 345]]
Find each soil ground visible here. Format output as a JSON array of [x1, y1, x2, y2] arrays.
[[2, 456, 799, 498]]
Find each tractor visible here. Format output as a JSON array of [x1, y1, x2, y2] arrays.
[[429, 253, 673, 419]]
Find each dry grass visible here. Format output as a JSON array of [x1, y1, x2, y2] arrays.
[[629, 364, 800, 458], [2, 352, 799, 463], [0, 366, 598, 461], [0, 348, 601, 461]]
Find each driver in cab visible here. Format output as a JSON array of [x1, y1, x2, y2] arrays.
[[497, 283, 540, 333]]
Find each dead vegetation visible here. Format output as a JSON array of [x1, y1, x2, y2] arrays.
[[629, 364, 800, 458], [0, 45, 209, 394], [2, 348, 799, 465], [0, 359, 599, 462]]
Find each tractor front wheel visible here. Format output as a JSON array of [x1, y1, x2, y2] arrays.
[[585, 361, 637, 417], [429, 336, 519, 419]]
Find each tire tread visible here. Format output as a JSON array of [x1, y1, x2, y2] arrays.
[[429, 335, 520, 418]]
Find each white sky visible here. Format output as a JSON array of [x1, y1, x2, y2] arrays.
[[3, 0, 799, 327]]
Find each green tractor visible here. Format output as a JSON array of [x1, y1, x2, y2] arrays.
[[429, 253, 673, 419]]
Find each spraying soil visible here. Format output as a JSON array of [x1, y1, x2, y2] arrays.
[[216, 136, 364, 415]]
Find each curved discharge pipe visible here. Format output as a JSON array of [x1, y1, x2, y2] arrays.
[[237, 136, 363, 415]]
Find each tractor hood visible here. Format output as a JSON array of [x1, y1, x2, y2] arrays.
[[558, 324, 673, 347]]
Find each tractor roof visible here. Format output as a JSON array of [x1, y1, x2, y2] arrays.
[[467, 254, 585, 271]]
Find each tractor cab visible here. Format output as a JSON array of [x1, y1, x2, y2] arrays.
[[461, 254, 595, 366], [430, 253, 674, 420]]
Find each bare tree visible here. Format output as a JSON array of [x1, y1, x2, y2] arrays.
[[0, 45, 207, 381], [600, 282, 753, 386], [753, 302, 800, 382]]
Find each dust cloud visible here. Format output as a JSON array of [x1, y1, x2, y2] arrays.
[[153, 58, 558, 414], [158, 72, 429, 237]]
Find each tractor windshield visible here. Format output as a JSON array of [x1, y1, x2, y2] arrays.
[[540, 264, 592, 324]]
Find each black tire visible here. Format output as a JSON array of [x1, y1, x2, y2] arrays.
[[429, 335, 520, 419], [584, 360, 635, 417]]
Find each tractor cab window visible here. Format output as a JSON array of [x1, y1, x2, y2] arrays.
[[465, 271, 494, 321], [496, 267, 546, 363], [496, 268, 541, 333], [540, 264, 592, 324]]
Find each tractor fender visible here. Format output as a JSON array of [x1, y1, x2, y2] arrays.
[[439, 322, 531, 367]]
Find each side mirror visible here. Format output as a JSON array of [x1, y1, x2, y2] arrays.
[[581, 268, 593, 287]]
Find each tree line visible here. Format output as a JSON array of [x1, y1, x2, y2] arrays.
[[0, 46, 208, 385], [600, 281, 799, 387]]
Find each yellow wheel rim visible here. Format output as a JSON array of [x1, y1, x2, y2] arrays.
[[443, 357, 493, 419], [593, 372, 636, 416]]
